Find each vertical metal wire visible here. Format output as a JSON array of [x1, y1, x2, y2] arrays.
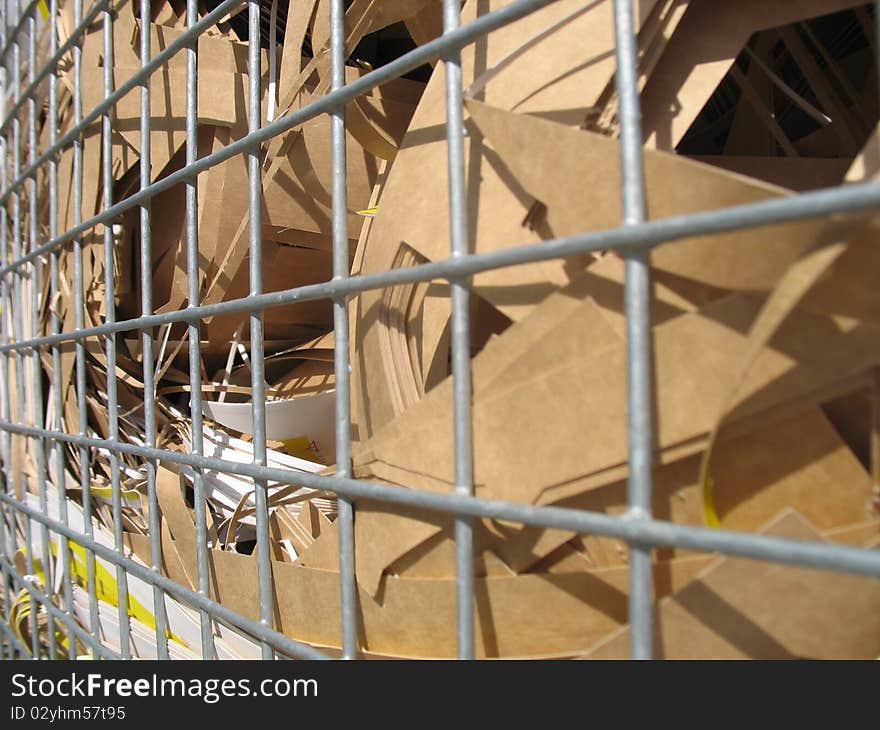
[[8, 0, 40, 658], [102, 0, 132, 659], [0, 136, 14, 659], [329, 0, 357, 660], [0, 2, 16, 656], [442, 0, 475, 659], [46, 0, 76, 659], [139, 0, 170, 660], [26, 0, 56, 660], [612, 0, 654, 660], [185, 0, 215, 659], [71, 0, 100, 652], [247, 0, 273, 661]]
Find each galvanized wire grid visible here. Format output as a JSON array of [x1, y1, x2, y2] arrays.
[[0, 0, 878, 661]]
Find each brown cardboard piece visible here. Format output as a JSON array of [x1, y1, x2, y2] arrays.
[[686, 156, 851, 192], [148, 466, 717, 657], [490, 408, 876, 573], [341, 104, 880, 594], [581, 510, 880, 659], [349, 279, 880, 595], [350, 0, 684, 441], [356, 295, 876, 501], [697, 127, 880, 518], [351, 91, 853, 442], [464, 100, 824, 291], [195, 0, 427, 328]]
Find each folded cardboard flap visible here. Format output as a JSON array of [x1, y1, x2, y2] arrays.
[[490, 408, 876, 573], [150, 463, 714, 657], [581, 510, 880, 659], [350, 287, 880, 594], [260, 112, 383, 238], [351, 0, 687, 442], [465, 99, 821, 291], [697, 125, 880, 523], [685, 156, 851, 191]]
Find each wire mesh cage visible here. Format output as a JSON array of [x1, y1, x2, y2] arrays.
[[1, 0, 880, 660]]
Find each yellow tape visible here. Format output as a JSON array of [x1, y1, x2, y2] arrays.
[[20, 542, 186, 648], [356, 205, 378, 217], [697, 427, 722, 528], [37, 0, 49, 19], [281, 435, 321, 462], [700, 474, 720, 528], [86, 485, 142, 509], [65, 541, 186, 646], [88, 485, 141, 500]]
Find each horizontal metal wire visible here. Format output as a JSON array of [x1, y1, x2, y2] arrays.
[[2, 177, 879, 355], [2, 419, 880, 580], [0, 0, 561, 270], [0, 0, 112, 137], [0, 489, 331, 659]]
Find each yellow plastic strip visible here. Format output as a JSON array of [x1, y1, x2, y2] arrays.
[[281, 435, 321, 461], [65, 540, 186, 646], [85, 485, 142, 509], [699, 473, 720, 528], [20, 542, 187, 648]]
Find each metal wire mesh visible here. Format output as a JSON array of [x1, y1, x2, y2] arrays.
[[0, 0, 878, 661]]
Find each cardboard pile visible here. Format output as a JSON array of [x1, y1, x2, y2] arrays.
[[6, 0, 880, 658]]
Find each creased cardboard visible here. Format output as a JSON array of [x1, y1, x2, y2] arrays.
[[698, 127, 880, 522], [465, 99, 824, 291], [491, 408, 876, 572], [581, 510, 880, 659], [351, 0, 683, 441], [150, 467, 715, 657], [351, 285, 880, 593]]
